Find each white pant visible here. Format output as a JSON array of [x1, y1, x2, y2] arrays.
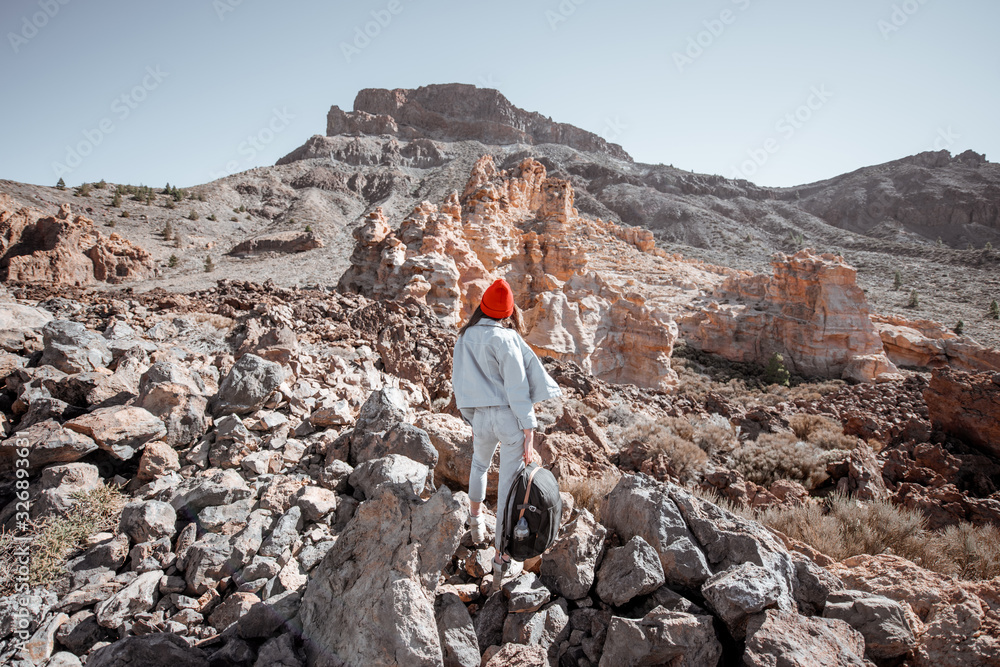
[[467, 405, 525, 553]]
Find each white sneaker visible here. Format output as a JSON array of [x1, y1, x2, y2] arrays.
[[492, 555, 523, 593], [469, 513, 487, 544]]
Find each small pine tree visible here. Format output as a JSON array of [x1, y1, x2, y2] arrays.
[[893, 270, 902, 290], [112, 192, 122, 207], [908, 290, 920, 308], [188, 211, 199, 221], [987, 242, 994, 252], [96, 179, 107, 189], [764, 353, 791, 387], [145, 192, 153, 206], [990, 299, 999, 320], [954, 320, 964, 335], [238, 204, 246, 213], [305, 224, 312, 233], [168, 254, 179, 268], [56, 177, 66, 190], [162, 222, 173, 240], [204, 255, 215, 273], [163, 182, 171, 194]]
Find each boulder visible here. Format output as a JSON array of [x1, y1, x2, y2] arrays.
[[168, 469, 252, 515], [31, 462, 101, 519], [208, 591, 260, 631], [702, 562, 784, 639], [39, 320, 112, 373], [482, 644, 550, 666], [501, 597, 570, 653], [602, 474, 711, 587], [94, 569, 163, 628], [299, 483, 466, 667], [539, 508, 606, 600], [503, 572, 552, 614], [416, 413, 493, 494], [65, 406, 166, 460], [136, 440, 181, 482], [595, 535, 665, 607], [599, 607, 722, 667], [743, 609, 869, 667], [138, 361, 209, 447], [213, 353, 286, 416], [348, 454, 428, 500], [0, 419, 97, 474], [119, 500, 177, 544], [822, 589, 916, 660], [86, 632, 209, 667], [434, 591, 480, 667]]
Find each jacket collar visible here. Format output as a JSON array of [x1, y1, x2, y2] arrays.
[[476, 318, 504, 328]]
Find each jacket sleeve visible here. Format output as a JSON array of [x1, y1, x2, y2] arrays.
[[491, 333, 538, 430]]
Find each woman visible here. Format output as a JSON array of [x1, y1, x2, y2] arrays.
[[452, 278, 562, 585]]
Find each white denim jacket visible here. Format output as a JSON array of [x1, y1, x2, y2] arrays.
[[452, 319, 562, 430]]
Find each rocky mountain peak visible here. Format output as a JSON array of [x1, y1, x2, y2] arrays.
[[326, 83, 632, 161]]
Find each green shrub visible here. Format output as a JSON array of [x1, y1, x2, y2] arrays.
[[954, 320, 964, 335], [76, 183, 91, 197], [764, 353, 791, 387], [907, 290, 919, 308], [207, 214, 217, 221], [96, 179, 107, 189], [188, 211, 199, 221], [893, 270, 902, 290], [111, 192, 122, 207], [120, 211, 129, 219], [56, 177, 66, 190], [990, 300, 999, 320], [162, 222, 173, 240], [165, 200, 176, 210], [204, 255, 215, 272], [168, 254, 178, 268]]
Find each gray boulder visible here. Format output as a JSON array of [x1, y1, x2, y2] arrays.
[[31, 462, 101, 519], [540, 508, 606, 600], [168, 469, 252, 515], [86, 632, 209, 667], [501, 597, 570, 653], [435, 591, 480, 667], [40, 320, 112, 373], [94, 569, 163, 628], [0, 419, 97, 475], [599, 606, 722, 667], [64, 406, 166, 461], [503, 572, 552, 614], [213, 353, 286, 416], [823, 589, 917, 659], [138, 361, 209, 447], [299, 483, 466, 667], [349, 454, 428, 500], [119, 500, 177, 544], [602, 474, 711, 587], [595, 535, 665, 607], [702, 562, 784, 639]]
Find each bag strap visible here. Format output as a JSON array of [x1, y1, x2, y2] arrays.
[[517, 465, 541, 523]]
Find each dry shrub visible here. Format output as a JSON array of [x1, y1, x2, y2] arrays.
[[729, 432, 843, 490], [755, 495, 1000, 580], [788, 413, 858, 451], [561, 470, 621, 523], [614, 414, 708, 481], [0, 484, 127, 595], [691, 415, 738, 455], [930, 522, 1000, 580]]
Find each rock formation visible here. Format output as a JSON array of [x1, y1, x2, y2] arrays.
[[323, 84, 631, 161], [339, 155, 680, 390], [923, 367, 1000, 458], [229, 231, 324, 256], [679, 249, 902, 382], [873, 314, 1000, 372], [0, 196, 152, 286]]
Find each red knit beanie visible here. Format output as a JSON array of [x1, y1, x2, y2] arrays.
[[480, 279, 514, 319]]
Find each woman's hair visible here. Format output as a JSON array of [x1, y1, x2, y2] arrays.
[[458, 304, 525, 337]]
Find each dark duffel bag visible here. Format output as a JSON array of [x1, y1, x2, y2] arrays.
[[499, 462, 562, 561]]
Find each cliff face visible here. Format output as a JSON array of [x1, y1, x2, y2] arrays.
[[326, 84, 632, 162]]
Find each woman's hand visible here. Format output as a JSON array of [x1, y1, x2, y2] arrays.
[[523, 429, 536, 465]]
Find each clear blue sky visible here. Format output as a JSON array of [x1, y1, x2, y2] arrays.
[[1, 0, 997, 189]]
